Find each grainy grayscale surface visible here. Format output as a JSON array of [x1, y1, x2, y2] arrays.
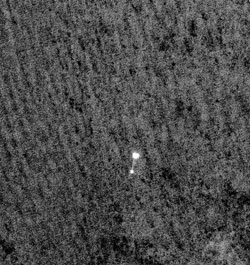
[[0, 1, 250, 264]]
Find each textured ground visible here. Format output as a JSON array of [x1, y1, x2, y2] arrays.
[[0, 0, 250, 264]]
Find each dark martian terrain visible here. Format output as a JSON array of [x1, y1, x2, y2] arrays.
[[0, 1, 250, 264]]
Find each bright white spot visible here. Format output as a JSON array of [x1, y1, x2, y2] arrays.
[[130, 169, 135, 174], [132, 152, 140, 160]]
